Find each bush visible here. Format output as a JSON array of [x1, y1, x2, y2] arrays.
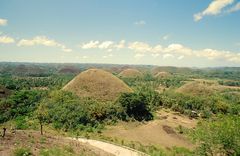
[[15, 116, 28, 130], [117, 92, 153, 121], [192, 115, 240, 156], [38, 90, 123, 131], [13, 147, 32, 156]]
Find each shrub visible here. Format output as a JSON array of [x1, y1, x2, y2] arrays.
[[13, 147, 32, 156], [117, 92, 153, 121], [192, 115, 240, 156]]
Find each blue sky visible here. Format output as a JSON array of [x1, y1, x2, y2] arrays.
[[0, 0, 240, 67]]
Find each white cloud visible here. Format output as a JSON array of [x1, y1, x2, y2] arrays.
[[129, 41, 240, 63], [134, 53, 145, 59], [62, 47, 72, 52], [134, 20, 146, 25], [0, 18, 7, 26], [115, 40, 125, 49], [194, 0, 234, 21], [75, 55, 89, 60], [227, 2, 240, 13], [151, 53, 160, 58], [177, 55, 185, 60], [163, 54, 174, 59], [98, 41, 114, 49], [81, 40, 99, 49], [164, 44, 193, 56], [80, 40, 125, 51], [103, 53, 113, 58], [128, 42, 152, 53], [17, 36, 72, 52], [196, 48, 240, 62], [152, 45, 163, 53], [163, 34, 170, 40], [0, 35, 15, 44], [79, 39, 240, 63]]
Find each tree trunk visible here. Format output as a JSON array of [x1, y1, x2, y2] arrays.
[[40, 124, 43, 135], [2, 127, 6, 138]]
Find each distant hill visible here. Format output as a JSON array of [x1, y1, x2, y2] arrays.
[[58, 66, 80, 74], [63, 69, 132, 101], [151, 66, 193, 75], [154, 71, 172, 78], [118, 69, 142, 78], [176, 80, 224, 96]]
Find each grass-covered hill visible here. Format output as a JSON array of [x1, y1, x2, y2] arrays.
[[63, 68, 133, 101], [118, 68, 143, 78]]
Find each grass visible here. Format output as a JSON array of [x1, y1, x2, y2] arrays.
[[119, 68, 142, 78], [40, 136, 47, 144], [39, 146, 75, 156], [13, 147, 32, 156], [63, 68, 132, 101]]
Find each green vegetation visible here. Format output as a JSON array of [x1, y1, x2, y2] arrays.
[[39, 147, 75, 156], [192, 115, 240, 156], [1, 63, 240, 156], [0, 90, 46, 124], [117, 92, 154, 121], [13, 147, 32, 156]]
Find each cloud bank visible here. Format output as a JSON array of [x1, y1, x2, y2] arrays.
[[17, 36, 72, 52], [80, 40, 240, 64], [0, 36, 15, 44]]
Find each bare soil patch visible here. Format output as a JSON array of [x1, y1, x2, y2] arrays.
[[103, 110, 197, 149]]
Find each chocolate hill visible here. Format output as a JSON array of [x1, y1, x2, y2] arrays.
[[63, 69, 132, 101]]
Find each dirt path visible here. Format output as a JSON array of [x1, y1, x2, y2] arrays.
[[69, 137, 148, 156]]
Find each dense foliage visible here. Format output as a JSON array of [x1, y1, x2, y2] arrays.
[[36, 91, 124, 131], [192, 115, 240, 156], [0, 90, 46, 123], [117, 92, 153, 121], [0, 75, 73, 90]]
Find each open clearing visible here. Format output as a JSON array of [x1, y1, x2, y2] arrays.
[[103, 110, 197, 149]]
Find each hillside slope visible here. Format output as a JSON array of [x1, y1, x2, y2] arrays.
[[63, 69, 132, 101], [118, 69, 142, 78]]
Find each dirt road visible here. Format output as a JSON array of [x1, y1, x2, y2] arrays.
[[69, 137, 148, 156]]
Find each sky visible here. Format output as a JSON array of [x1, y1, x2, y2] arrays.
[[0, 0, 240, 67]]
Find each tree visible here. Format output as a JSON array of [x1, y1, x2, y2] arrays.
[[35, 101, 48, 135], [117, 92, 153, 121]]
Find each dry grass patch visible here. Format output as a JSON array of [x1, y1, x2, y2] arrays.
[[118, 69, 143, 78], [63, 68, 132, 101], [102, 109, 197, 149], [176, 79, 240, 96]]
